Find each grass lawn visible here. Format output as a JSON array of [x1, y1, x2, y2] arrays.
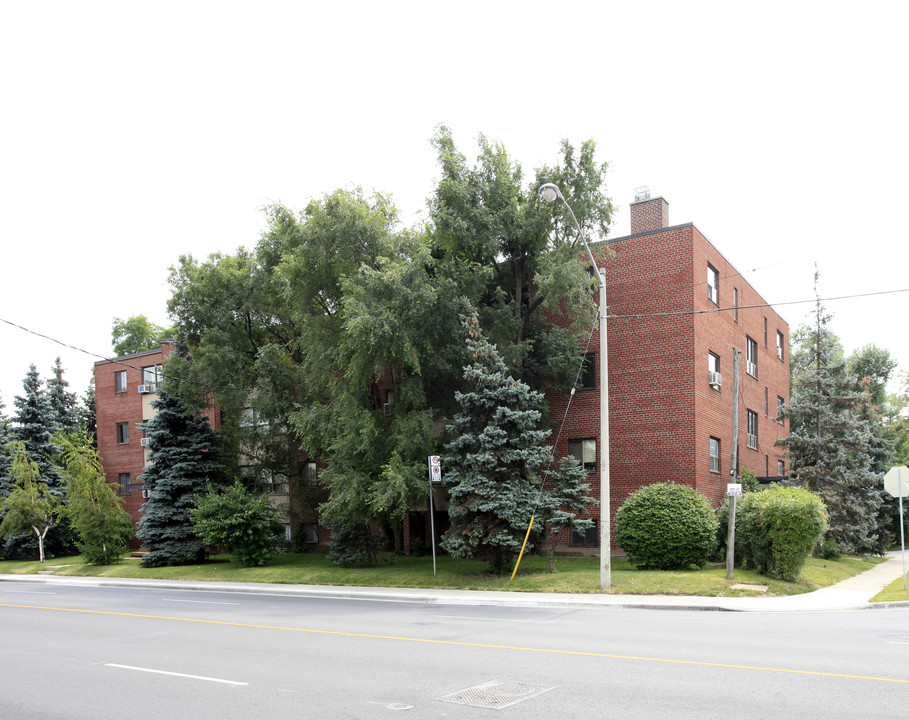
[[0, 552, 890, 598]]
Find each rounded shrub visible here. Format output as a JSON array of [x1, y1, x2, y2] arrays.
[[615, 483, 718, 570], [737, 486, 828, 580]]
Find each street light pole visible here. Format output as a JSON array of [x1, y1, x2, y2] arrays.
[[539, 183, 611, 589]]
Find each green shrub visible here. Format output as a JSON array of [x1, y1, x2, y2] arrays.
[[737, 486, 828, 580], [814, 537, 842, 560], [327, 525, 382, 567], [191, 480, 284, 567], [615, 483, 718, 570]]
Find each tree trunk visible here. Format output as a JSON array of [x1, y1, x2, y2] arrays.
[[33, 526, 45, 563]]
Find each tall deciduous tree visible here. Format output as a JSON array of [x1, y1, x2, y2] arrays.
[[848, 344, 898, 411], [111, 315, 174, 357], [138, 390, 223, 567], [779, 295, 885, 554], [441, 313, 554, 573], [429, 126, 613, 389], [56, 432, 134, 564], [0, 441, 63, 563]]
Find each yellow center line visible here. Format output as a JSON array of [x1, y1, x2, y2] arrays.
[[3, 602, 906, 685]]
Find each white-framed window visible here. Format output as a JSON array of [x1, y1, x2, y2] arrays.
[[733, 287, 739, 322], [284, 524, 292, 542], [746, 336, 758, 378], [708, 352, 722, 389], [778, 460, 785, 476], [142, 364, 163, 390], [763, 317, 768, 347], [777, 396, 785, 421], [746, 410, 758, 448], [709, 352, 720, 374], [261, 469, 289, 496], [709, 437, 721, 473], [777, 331, 784, 361], [118, 473, 131, 495], [116, 422, 129, 444], [115, 370, 127, 393], [707, 264, 719, 305], [568, 439, 597, 473]]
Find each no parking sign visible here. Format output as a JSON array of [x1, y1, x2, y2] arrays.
[[428, 455, 442, 484]]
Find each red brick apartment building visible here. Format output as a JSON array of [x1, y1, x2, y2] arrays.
[[94, 344, 176, 536], [547, 192, 789, 551], [95, 192, 789, 556]]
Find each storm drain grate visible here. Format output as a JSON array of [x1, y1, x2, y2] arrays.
[[438, 680, 556, 710]]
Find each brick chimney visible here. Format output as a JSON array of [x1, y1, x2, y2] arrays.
[[629, 187, 669, 234]]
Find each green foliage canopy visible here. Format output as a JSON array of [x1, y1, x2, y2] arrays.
[[736, 486, 828, 580], [614, 482, 718, 570], [191, 480, 284, 567], [0, 441, 63, 563], [56, 432, 134, 565]]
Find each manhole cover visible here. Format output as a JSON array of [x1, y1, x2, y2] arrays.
[[438, 680, 556, 710]]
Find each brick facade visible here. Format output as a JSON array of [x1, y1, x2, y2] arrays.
[[95, 345, 176, 541], [95, 197, 790, 559], [547, 205, 789, 554]]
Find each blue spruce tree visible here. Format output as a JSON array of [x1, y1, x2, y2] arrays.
[[779, 299, 884, 555], [441, 313, 554, 573], [2, 365, 69, 559], [47, 357, 79, 434], [138, 390, 223, 567]]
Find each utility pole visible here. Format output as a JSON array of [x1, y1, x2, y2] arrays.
[[726, 348, 741, 580]]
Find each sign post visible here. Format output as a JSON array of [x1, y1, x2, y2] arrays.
[[428, 456, 442, 576], [725, 481, 743, 580], [884, 465, 908, 591]]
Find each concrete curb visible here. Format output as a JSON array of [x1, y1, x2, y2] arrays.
[[1, 552, 906, 613]]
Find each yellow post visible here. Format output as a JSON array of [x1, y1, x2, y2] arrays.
[[509, 515, 535, 581]]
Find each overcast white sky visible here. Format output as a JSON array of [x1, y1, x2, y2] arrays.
[[2, 1, 907, 411]]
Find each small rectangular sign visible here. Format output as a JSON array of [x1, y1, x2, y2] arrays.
[[428, 455, 442, 484], [727, 483, 743, 497]]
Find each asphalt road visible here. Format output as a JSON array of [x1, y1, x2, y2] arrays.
[[1, 580, 907, 719]]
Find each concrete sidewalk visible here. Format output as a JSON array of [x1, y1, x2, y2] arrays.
[[2, 552, 907, 613]]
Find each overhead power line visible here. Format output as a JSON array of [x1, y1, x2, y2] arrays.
[[607, 287, 909, 320]]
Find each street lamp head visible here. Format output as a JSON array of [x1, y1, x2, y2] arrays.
[[539, 183, 563, 204]]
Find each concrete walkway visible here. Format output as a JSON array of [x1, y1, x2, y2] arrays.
[[1, 552, 907, 613]]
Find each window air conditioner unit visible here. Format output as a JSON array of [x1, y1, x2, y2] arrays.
[[138, 383, 158, 394], [746, 360, 756, 377], [708, 372, 722, 388], [747, 433, 758, 449], [140, 438, 149, 447]]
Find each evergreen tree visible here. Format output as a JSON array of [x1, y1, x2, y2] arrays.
[[0, 395, 12, 499], [778, 294, 884, 555], [2, 366, 71, 559], [11, 365, 63, 498], [47, 357, 79, 433], [138, 390, 223, 567], [441, 313, 554, 573], [539, 456, 597, 572], [74, 377, 97, 442]]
